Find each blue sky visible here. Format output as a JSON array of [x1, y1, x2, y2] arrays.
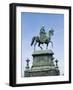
[[21, 12, 64, 77]]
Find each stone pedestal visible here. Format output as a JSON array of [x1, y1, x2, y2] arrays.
[[24, 49, 60, 77]]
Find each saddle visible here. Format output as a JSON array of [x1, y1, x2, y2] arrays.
[[40, 33, 46, 43]]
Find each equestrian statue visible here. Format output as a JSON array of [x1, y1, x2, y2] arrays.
[[31, 25, 54, 51]]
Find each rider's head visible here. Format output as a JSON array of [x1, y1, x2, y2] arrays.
[[42, 25, 45, 28], [41, 25, 45, 31]]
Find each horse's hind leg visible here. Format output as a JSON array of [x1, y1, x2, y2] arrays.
[[34, 42, 37, 51], [38, 43, 42, 50]]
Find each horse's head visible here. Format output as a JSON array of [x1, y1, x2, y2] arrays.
[[49, 28, 54, 36]]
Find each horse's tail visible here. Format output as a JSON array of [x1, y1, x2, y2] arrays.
[[31, 37, 35, 46]]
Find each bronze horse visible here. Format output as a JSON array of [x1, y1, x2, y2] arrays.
[[31, 29, 54, 51]]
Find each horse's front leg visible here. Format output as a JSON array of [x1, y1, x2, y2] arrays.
[[50, 41, 53, 48], [38, 43, 42, 50], [46, 43, 48, 49]]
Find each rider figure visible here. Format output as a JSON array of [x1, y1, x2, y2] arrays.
[[40, 25, 46, 36], [39, 25, 46, 42]]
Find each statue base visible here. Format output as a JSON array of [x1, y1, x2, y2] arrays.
[[24, 50, 60, 77]]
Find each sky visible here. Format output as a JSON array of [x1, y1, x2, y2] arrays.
[[21, 12, 64, 77]]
